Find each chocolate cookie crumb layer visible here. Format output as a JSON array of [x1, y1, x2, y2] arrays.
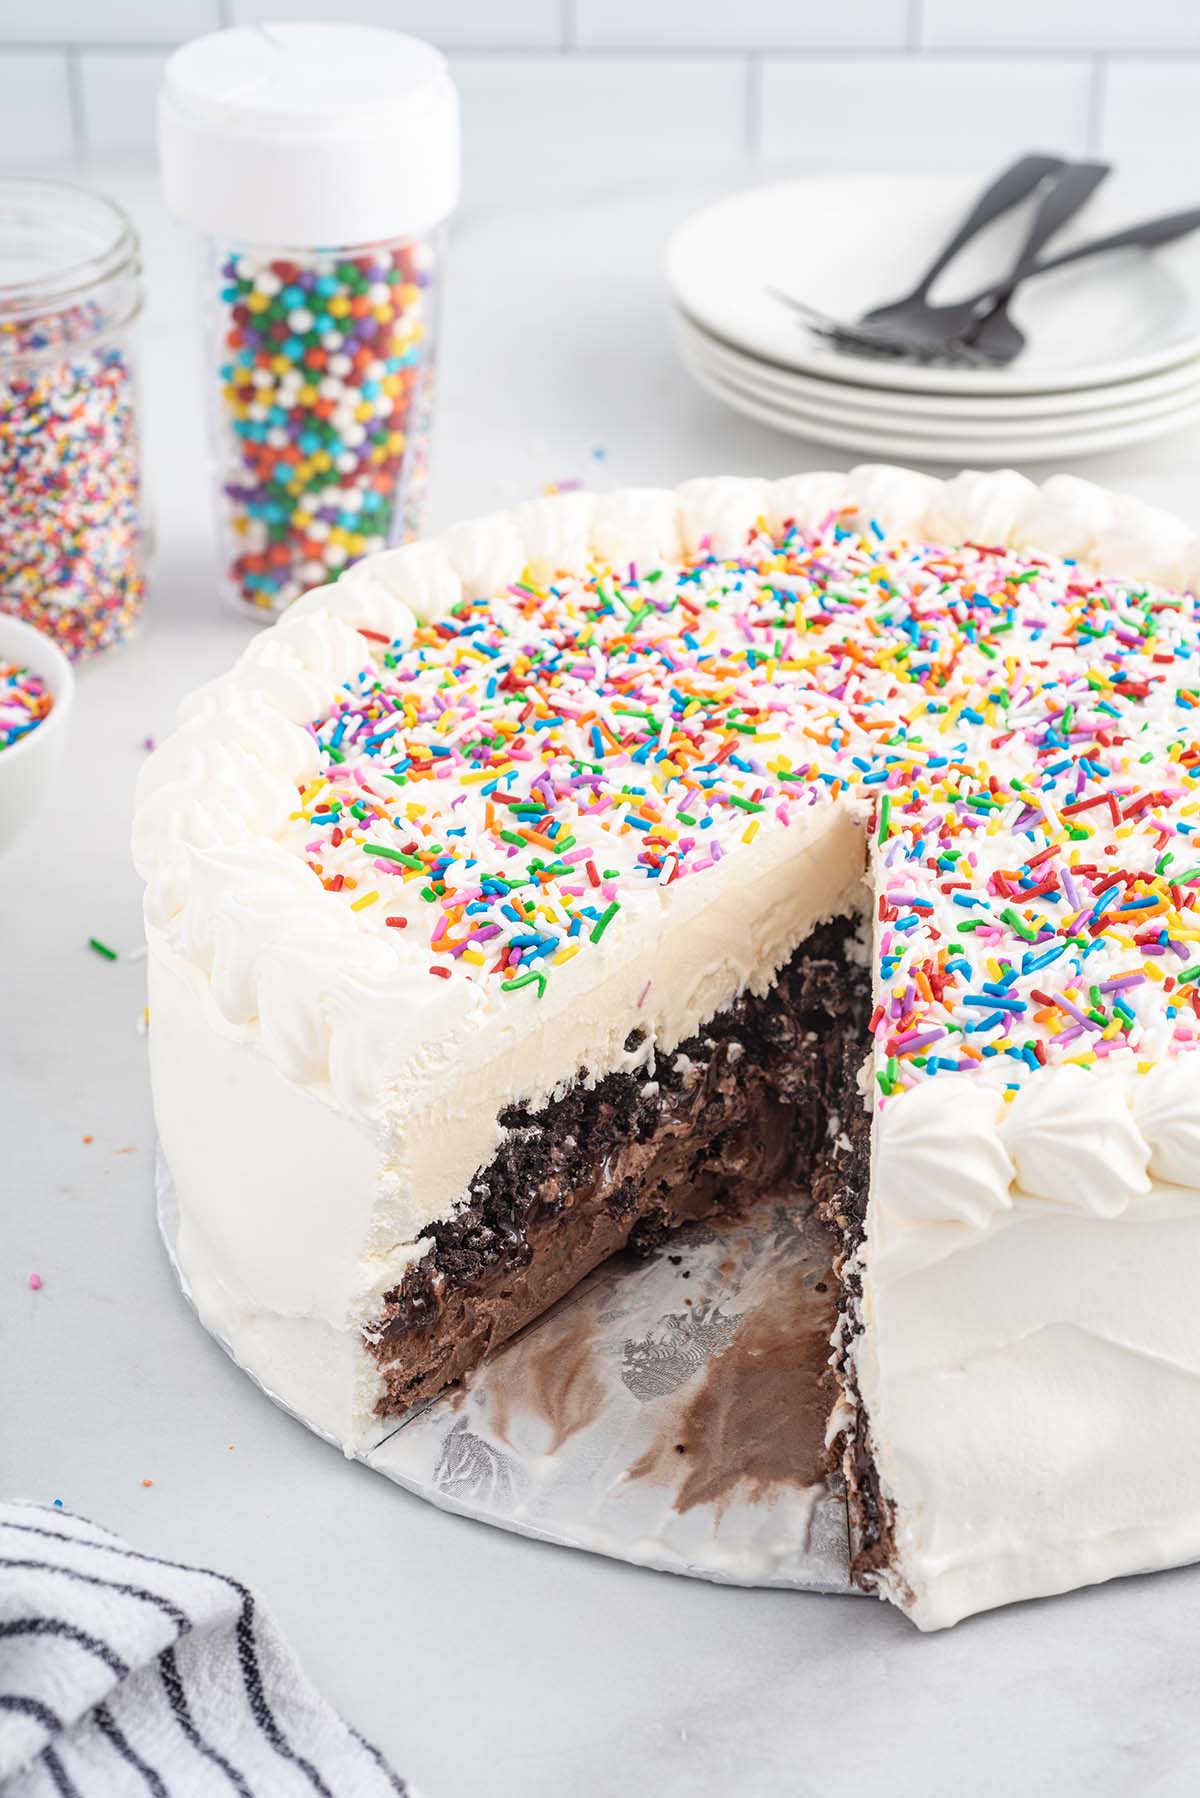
[[370, 917, 870, 1414]]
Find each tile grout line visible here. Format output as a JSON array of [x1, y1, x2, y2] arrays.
[[745, 53, 762, 159], [907, 0, 924, 53], [442, 44, 1200, 63], [5, 41, 194, 55], [738, 44, 1200, 61], [7, 42, 1200, 61], [64, 47, 86, 158], [1088, 54, 1108, 157]]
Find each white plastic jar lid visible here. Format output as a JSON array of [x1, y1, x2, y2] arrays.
[[159, 22, 459, 247]]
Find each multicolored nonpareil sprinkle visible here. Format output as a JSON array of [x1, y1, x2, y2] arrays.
[[0, 663, 52, 752], [0, 306, 145, 661], [288, 512, 1200, 1095], [214, 238, 438, 615]]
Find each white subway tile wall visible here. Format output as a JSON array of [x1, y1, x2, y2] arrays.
[[229, 0, 565, 47], [0, 0, 1197, 175], [0, 0, 219, 45], [920, 0, 1200, 53], [78, 50, 168, 153], [0, 53, 74, 161], [761, 56, 1093, 172], [451, 54, 748, 192], [573, 0, 911, 51], [1102, 61, 1200, 198]]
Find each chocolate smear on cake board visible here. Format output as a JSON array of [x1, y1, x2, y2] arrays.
[[625, 1210, 838, 1519], [465, 1201, 840, 1523], [485, 1299, 608, 1456]]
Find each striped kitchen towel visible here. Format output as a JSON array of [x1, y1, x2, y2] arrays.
[[0, 1502, 410, 1795]]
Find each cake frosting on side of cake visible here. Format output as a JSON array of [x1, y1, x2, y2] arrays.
[[135, 465, 1200, 1630]]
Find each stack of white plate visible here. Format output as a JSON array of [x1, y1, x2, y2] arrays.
[[665, 173, 1200, 463]]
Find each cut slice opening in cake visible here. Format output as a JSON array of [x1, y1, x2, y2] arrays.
[[367, 912, 877, 1535]]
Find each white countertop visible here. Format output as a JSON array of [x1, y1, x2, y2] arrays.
[[7, 160, 1200, 1798]]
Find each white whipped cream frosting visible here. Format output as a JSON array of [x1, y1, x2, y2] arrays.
[[137, 465, 1200, 1630], [1134, 1059, 1200, 1187], [873, 1075, 1013, 1231], [511, 491, 598, 583], [1000, 1064, 1151, 1216]]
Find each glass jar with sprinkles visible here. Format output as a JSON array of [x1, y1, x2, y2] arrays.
[[0, 178, 146, 661], [159, 22, 459, 619]]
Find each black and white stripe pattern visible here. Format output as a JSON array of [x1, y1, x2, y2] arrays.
[[0, 1503, 410, 1795]]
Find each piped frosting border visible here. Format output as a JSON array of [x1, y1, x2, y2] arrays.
[[134, 465, 1200, 1239]]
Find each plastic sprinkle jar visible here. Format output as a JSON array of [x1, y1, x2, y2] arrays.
[[0, 178, 146, 661], [159, 22, 460, 618]]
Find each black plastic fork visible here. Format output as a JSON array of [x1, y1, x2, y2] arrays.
[[769, 154, 1115, 366], [769, 153, 1067, 357], [853, 152, 1069, 343], [803, 204, 1200, 367], [935, 160, 1110, 361]]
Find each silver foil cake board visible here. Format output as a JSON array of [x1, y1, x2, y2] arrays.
[[156, 1146, 856, 1595]]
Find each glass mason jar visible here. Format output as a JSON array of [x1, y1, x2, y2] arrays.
[[0, 177, 146, 660], [207, 226, 443, 616]]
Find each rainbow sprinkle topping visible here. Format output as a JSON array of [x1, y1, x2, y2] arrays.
[[1, 302, 144, 661], [289, 510, 1200, 1096], [0, 663, 53, 753], [215, 241, 436, 614]]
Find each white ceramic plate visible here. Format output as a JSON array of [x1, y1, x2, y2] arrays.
[[665, 173, 1200, 398], [679, 337, 1200, 465], [675, 313, 1200, 442], [674, 304, 1200, 422]]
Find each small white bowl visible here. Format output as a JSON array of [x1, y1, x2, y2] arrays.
[[0, 614, 75, 853]]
